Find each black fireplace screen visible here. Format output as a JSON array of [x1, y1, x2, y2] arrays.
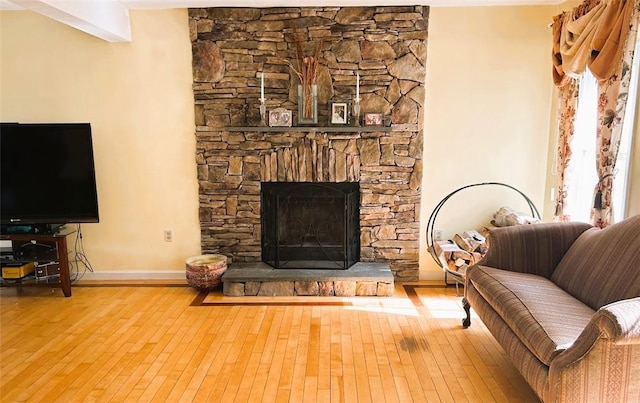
[[261, 182, 360, 269]]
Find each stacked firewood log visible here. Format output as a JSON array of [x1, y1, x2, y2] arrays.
[[430, 207, 541, 275], [431, 227, 493, 274]]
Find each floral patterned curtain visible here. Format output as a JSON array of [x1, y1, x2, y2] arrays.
[[552, 0, 639, 227], [591, 6, 639, 227], [553, 78, 580, 222]]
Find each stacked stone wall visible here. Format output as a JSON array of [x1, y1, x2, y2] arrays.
[[190, 6, 428, 280]]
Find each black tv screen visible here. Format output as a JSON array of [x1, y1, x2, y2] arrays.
[[1, 123, 99, 227]]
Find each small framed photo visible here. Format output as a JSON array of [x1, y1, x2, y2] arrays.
[[269, 108, 292, 127], [364, 113, 383, 126], [330, 102, 349, 125]]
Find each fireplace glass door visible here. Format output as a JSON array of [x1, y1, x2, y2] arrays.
[[261, 182, 360, 269]]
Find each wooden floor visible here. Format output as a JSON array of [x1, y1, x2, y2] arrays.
[[0, 283, 540, 402]]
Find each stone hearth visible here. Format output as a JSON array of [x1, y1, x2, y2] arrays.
[[222, 262, 394, 296]]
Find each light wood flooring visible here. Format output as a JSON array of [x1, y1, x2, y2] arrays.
[[0, 282, 540, 402]]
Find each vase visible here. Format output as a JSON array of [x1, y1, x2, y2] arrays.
[[297, 84, 318, 125], [352, 101, 361, 127]]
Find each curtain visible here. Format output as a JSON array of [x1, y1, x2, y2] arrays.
[[553, 78, 580, 222], [591, 7, 639, 226], [552, 0, 639, 227], [553, 0, 635, 84]]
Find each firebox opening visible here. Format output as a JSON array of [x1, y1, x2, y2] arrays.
[[261, 182, 360, 269]]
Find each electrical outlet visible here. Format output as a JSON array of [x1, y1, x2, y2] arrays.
[[434, 229, 443, 241], [164, 229, 173, 242]]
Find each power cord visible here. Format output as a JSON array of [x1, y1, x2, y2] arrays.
[[70, 224, 94, 282]]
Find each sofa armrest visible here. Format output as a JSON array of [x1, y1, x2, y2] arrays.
[[548, 298, 640, 401], [595, 298, 640, 344], [556, 298, 640, 359], [478, 221, 592, 278]]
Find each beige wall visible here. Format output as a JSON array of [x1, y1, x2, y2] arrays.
[[2, 6, 567, 280], [421, 6, 557, 279], [0, 9, 201, 278]]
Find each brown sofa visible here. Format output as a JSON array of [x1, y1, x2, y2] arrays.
[[464, 215, 640, 402]]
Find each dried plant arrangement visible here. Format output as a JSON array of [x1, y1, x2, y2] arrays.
[[285, 30, 323, 121]]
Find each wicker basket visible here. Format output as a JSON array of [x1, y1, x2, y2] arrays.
[[185, 254, 227, 292]]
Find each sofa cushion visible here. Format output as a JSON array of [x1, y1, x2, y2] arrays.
[[469, 266, 595, 365], [481, 221, 593, 279], [551, 215, 640, 310]]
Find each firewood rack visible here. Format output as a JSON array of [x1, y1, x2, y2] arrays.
[[426, 182, 541, 295]]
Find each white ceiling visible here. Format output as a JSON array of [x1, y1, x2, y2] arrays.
[[0, 0, 561, 42]]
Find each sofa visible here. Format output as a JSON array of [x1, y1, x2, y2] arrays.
[[464, 215, 640, 402]]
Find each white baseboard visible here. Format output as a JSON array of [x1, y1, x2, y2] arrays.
[[78, 270, 186, 281]]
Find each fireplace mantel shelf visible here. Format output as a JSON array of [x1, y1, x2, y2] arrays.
[[225, 126, 393, 133]]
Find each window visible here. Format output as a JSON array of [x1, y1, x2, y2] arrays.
[[613, 42, 640, 221], [564, 41, 639, 223]]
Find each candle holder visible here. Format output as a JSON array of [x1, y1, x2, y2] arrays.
[[259, 98, 267, 126], [352, 97, 361, 127]]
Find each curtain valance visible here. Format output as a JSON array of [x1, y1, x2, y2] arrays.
[[552, 0, 635, 86]]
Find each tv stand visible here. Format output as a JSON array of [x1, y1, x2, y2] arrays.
[[0, 228, 75, 297]]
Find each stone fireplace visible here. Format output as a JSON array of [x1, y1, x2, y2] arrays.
[[190, 6, 428, 281], [261, 182, 360, 270]]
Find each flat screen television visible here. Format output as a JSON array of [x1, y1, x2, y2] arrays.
[[1, 122, 99, 233]]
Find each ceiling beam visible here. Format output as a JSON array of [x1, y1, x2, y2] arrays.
[[7, 0, 131, 42]]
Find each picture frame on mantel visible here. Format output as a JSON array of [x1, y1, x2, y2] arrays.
[[364, 112, 383, 127], [330, 101, 350, 125], [268, 108, 292, 127]]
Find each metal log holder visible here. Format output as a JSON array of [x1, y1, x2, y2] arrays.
[[425, 182, 541, 326]]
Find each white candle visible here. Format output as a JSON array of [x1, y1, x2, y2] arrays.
[[261, 71, 265, 101], [356, 72, 360, 100]]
